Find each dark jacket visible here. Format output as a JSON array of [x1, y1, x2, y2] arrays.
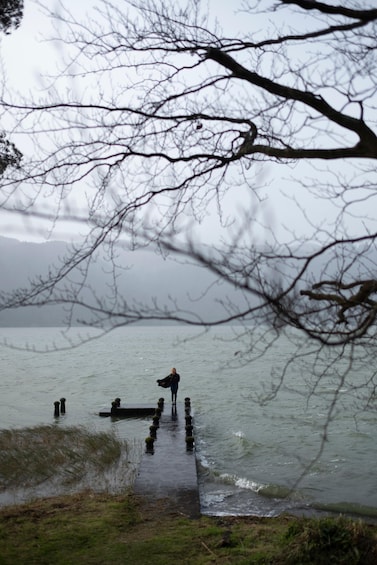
[[170, 372, 180, 391]]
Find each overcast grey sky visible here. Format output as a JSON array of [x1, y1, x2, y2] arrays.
[[0, 0, 375, 244], [1, 0, 261, 242]]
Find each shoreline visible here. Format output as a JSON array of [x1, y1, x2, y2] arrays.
[[1, 423, 377, 525]]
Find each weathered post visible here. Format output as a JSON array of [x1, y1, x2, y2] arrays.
[[186, 436, 195, 450], [54, 401, 60, 417], [185, 415, 193, 426], [60, 397, 66, 414], [157, 398, 164, 411], [145, 436, 155, 452], [149, 424, 158, 438], [110, 401, 118, 416]]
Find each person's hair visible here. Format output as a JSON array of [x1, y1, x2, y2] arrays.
[[171, 367, 176, 373]]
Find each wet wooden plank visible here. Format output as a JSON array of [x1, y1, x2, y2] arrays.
[[99, 404, 156, 417], [133, 402, 200, 518]]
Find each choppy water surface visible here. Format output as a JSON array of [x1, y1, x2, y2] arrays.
[[0, 325, 376, 518]]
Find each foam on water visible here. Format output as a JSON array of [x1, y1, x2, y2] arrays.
[[233, 430, 245, 438]]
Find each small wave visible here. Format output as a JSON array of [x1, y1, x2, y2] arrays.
[[235, 476, 263, 492], [259, 483, 297, 499], [217, 472, 263, 493], [202, 490, 235, 505], [196, 452, 214, 472], [232, 430, 245, 438]]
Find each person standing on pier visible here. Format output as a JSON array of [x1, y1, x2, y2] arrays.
[[169, 367, 180, 404]]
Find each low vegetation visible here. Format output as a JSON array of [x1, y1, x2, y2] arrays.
[[0, 425, 140, 503]]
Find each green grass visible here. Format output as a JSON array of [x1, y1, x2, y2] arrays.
[[0, 494, 376, 564]]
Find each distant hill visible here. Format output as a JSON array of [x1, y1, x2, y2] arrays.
[[1, 235, 375, 327], [0, 236, 249, 326]]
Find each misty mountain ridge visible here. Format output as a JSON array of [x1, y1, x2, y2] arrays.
[[1, 236, 373, 328], [0, 236, 248, 327]]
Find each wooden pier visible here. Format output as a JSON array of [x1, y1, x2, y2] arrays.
[[99, 398, 200, 517], [133, 401, 200, 518]]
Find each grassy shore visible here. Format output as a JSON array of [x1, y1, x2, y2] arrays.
[[1, 492, 377, 564], [0, 426, 377, 564]]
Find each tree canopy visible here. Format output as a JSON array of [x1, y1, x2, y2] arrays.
[[0, 0, 23, 34], [0, 0, 23, 173], [0, 132, 21, 175]]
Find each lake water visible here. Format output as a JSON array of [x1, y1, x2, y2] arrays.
[[0, 325, 376, 519]]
